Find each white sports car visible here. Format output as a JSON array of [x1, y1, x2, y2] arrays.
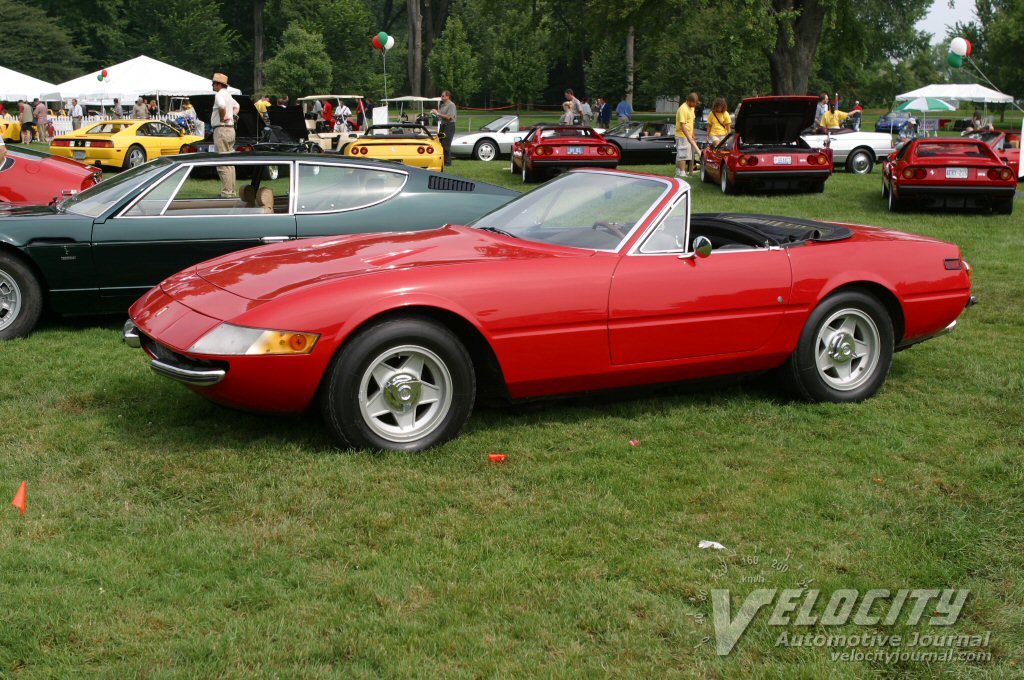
[[801, 128, 896, 175], [450, 115, 524, 161]]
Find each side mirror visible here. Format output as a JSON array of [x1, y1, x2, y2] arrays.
[[693, 235, 712, 258], [513, 137, 522, 143], [437, 131, 446, 140]]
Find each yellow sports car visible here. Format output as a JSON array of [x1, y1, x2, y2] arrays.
[[1, 120, 22, 142], [345, 123, 444, 171], [49, 119, 203, 170]]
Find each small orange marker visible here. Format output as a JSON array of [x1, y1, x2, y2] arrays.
[[629, 439, 640, 447], [488, 453, 507, 463], [11, 481, 26, 515]]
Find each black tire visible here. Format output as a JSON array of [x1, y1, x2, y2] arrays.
[[123, 144, 147, 170], [521, 156, 535, 183], [994, 198, 1014, 215], [320, 317, 476, 451], [473, 138, 499, 161], [0, 251, 44, 340], [845, 148, 874, 174], [780, 290, 894, 403], [881, 176, 890, 199], [509, 155, 517, 175], [720, 166, 735, 194], [700, 158, 711, 184], [887, 185, 901, 212], [812, 181, 826, 193]]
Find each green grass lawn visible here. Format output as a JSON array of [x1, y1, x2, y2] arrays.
[[1, 157, 1022, 677]]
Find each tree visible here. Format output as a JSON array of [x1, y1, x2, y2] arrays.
[[0, 0, 87, 81], [141, 0, 240, 78], [489, 9, 550, 108], [263, 23, 333, 99], [428, 16, 480, 100]]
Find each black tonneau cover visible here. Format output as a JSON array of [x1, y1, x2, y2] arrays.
[[190, 94, 262, 141], [693, 213, 853, 245]]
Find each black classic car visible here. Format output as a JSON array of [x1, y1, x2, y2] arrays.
[[0, 153, 515, 339], [603, 118, 709, 164]]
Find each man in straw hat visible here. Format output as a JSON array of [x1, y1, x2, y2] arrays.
[[211, 72, 239, 197]]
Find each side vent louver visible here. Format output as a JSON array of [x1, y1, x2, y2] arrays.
[[428, 176, 475, 192]]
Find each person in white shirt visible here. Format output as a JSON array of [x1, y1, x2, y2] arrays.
[[71, 99, 84, 130], [335, 102, 352, 131], [211, 72, 239, 198]]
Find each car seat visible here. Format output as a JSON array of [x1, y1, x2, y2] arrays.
[[255, 187, 273, 213]]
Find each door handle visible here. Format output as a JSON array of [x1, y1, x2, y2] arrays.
[[260, 236, 292, 243]]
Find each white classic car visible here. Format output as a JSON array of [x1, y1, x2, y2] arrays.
[[801, 128, 896, 175], [450, 115, 525, 161]]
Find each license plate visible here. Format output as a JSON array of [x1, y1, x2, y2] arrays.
[[568, 146, 584, 155], [945, 167, 968, 179], [73, 151, 86, 160], [774, 156, 792, 165]]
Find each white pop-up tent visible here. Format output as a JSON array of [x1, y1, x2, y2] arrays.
[[43, 55, 241, 104], [0, 66, 58, 101], [895, 84, 1014, 104]]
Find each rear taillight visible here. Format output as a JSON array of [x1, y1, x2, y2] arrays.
[[361, 147, 369, 155], [417, 146, 425, 154], [86, 140, 113, 148], [605, 145, 617, 156], [235, 145, 253, 152], [183, 145, 198, 153], [534, 147, 546, 156], [806, 153, 827, 165], [902, 167, 926, 180], [51, 139, 70, 147], [738, 155, 758, 166], [987, 168, 1012, 181], [426, 146, 434, 154]]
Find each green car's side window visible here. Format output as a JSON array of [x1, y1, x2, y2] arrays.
[[123, 166, 190, 217], [296, 164, 407, 214]]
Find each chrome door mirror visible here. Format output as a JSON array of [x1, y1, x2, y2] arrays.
[[693, 235, 712, 258], [513, 137, 522, 143]]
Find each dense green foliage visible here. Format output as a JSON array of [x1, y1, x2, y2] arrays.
[[5, 0, 1019, 108], [262, 23, 334, 99]]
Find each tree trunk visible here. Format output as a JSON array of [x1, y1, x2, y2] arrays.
[[253, 0, 265, 92], [407, 0, 423, 95], [625, 24, 635, 105], [766, 0, 829, 95], [423, 0, 434, 94]]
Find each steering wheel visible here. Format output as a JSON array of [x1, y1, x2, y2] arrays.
[[592, 221, 626, 239]]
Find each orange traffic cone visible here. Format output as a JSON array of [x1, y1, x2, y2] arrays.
[[11, 481, 26, 515]]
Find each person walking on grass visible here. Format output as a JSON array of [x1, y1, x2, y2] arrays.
[[674, 92, 701, 177]]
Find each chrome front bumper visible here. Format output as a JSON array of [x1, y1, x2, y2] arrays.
[[122, 319, 227, 386]]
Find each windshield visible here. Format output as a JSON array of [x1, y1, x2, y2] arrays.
[[64, 159, 172, 218], [481, 116, 516, 132], [472, 171, 669, 251], [605, 122, 642, 138]]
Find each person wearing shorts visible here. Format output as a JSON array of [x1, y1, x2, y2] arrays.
[[674, 92, 700, 177]]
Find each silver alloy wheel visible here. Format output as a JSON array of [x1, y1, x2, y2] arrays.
[[848, 150, 873, 174], [127, 147, 146, 168], [522, 157, 528, 182], [720, 167, 729, 193], [700, 161, 707, 183], [475, 140, 497, 161], [814, 307, 881, 391], [357, 344, 453, 443], [0, 268, 22, 333]]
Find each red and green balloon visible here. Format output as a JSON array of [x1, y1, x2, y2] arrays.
[[371, 31, 395, 50], [947, 37, 972, 68], [96, 68, 109, 82]]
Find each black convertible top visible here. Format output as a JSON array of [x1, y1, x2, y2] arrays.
[[693, 213, 853, 245]]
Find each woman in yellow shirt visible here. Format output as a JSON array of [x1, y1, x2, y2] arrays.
[[707, 97, 732, 146]]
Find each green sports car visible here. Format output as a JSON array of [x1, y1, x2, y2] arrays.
[[0, 152, 516, 339]]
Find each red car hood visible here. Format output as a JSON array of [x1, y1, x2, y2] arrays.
[[192, 225, 585, 301], [735, 96, 819, 145]]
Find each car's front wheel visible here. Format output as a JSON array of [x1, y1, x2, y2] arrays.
[[781, 290, 894, 403], [846, 148, 874, 174], [321, 317, 476, 451], [0, 251, 43, 340], [473, 139, 498, 161]]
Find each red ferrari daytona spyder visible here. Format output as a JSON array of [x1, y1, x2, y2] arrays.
[[125, 169, 974, 452]]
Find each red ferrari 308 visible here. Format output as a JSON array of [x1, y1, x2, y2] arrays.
[[125, 169, 974, 452], [510, 125, 619, 183], [964, 129, 1020, 180], [882, 137, 1017, 214], [701, 96, 833, 194], [0, 146, 102, 206]]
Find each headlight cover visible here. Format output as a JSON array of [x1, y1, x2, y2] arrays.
[[189, 323, 319, 356]]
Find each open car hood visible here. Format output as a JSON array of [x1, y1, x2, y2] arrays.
[[735, 96, 819, 145], [189, 94, 262, 141], [266, 106, 308, 142]]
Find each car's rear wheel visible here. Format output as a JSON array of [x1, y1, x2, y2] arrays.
[[846, 148, 874, 174], [521, 156, 535, 183], [700, 158, 711, 183], [0, 251, 43, 340], [720, 167, 734, 194], [473, 139, 498, 161], [994, 198, 1014, 215], [321, 317, 476, 451], [881, 176, 890, 199], [812, 181, 826, 193], [781, 290, 893, 403], [887, 186, 901, 212], [123, 144, 147, 170]]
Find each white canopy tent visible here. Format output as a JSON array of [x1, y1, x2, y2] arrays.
[[0, 66, 58, 101], [895, 84, 1014, 104], [42, 55, 240, 104]]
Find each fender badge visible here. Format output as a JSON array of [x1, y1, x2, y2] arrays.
[[154, 305, 169, 317]]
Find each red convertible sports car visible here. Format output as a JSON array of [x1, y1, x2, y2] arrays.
[[1, 146, 102, 206], [125, 169, 974, 452], [510, 125, 619, 183], [882, 137, 1016, 215], [965, 129, 1020, 179], [701, 96, 833, 194]]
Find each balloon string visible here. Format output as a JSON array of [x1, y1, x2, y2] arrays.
[[965, 57, 1024, 113]]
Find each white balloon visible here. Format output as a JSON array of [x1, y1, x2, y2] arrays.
[[950, 37, 968, 57], [385, 35, 396, 50]]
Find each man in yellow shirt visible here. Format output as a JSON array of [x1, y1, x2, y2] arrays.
[[820, 103, 850, 130], [674, 92, 700, 177]]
